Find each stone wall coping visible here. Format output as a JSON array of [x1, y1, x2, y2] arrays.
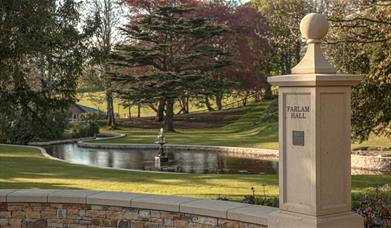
[[28, 134, 126, 146], [228, 205, 278, 225], [131, 195, 199, 212], [48, 190, 103, 204], [28, 137, 96, 146], [180, 199, 250, 218], [0, 189, 277, 226], [86, 191, 144, 207]]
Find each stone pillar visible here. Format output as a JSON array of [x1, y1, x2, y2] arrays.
[[268, 13, 364, 228]]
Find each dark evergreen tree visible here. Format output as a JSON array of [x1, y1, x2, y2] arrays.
[[0, 0, 95, 143], [110, 5, 231, 131]]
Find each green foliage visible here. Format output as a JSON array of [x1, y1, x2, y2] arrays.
[[242, 186, 279, 207], [325, 0, 391, 141], [1, 111, 67, 144], [79, 112, 106, 122], [0, 0, 96, 143], [250, 0, 313, 75], [69, 122, 100, 139], [68, 113, 100, 138], [352, 78, 391, 142], [251, 0, 390, 141]]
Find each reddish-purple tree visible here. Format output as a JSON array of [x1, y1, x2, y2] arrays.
[[194, 1, 271, 109]]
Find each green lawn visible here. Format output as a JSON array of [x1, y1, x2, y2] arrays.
[[99, 102, 391, 150], [98, 102, 279, 149], [0, 145, 390, 201]]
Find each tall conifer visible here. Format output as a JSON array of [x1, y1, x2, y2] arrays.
[[110, 5, 231, 131]]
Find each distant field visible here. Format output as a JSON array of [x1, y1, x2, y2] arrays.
[[77, 92, 255, 118]]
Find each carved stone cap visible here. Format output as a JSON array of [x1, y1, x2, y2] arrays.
[[291, 13, 336, 74], [300, 13, 329, 43]]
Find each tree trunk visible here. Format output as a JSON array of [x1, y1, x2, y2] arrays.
[[280, 54, 286, 75], [177, 96, 189, 115], [137, 103, 141, 118], [295, 41, 301, 65], [106, 91, 116, 129], [186, 96, 190, 114], [286, 49, 292, 74], [215, 93, 223, 111], [205, 96, 214, 111], [255, 90, 261, 102], [243, 91, 250, 106], [165, 98, 175, 132], [157, 99, 165, 122], [128, 105, 132, 120], [264, 82, 273, 100], [182, 96, 189, 114]]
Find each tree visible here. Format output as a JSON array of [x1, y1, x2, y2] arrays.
[[196, 1, 271, 109], [0, 0, 95, 143], [322, 0, 390, 141], [110, 4, 231, 131], [85, 0, 124, 129], [250, 0, 390, 140], [250, 0, 313, 75]]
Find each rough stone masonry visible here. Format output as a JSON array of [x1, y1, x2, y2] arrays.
[[0, 202, 266, 228]]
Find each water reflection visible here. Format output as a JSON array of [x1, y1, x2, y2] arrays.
[[45, 143, 278, 174], [44, 143, 387, 175]]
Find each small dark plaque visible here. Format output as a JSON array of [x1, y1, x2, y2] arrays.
[[292, 131, 304, 146]]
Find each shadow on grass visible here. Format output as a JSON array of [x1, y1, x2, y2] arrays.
[[0, 146, 279, 195], [1, 145, 389, 198]]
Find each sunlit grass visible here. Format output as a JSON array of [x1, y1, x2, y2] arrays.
[[0, 146, 391, 200], [0, 145, 278, 199], [97, 101, 390, 150], [0, 145, 389, 201]]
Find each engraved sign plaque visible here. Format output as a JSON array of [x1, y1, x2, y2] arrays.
[[292, 130, 304, 146]]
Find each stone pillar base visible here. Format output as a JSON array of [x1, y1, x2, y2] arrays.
[[268, 210, 363, 228]]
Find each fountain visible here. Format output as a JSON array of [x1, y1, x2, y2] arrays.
[[155, 128, 169, 168]]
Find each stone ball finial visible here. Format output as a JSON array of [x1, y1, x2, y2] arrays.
[[300, 13, 329, 43]]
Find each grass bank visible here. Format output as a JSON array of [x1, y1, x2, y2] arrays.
[[1, 145, 389, 201], [99, 102, 391, 150]]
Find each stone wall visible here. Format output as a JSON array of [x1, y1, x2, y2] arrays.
[[351, 154, 391, 172], [0, 190, 276, 228]]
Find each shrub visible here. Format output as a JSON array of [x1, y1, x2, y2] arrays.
[[242, 186, 279, 207], [0, 111, 67, 144], [353, 184, 391, 228], [239, 184, 391, 228], [68, 113, 100, 138]]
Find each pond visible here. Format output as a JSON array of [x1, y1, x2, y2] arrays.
[[45, 143, 278, 174]]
